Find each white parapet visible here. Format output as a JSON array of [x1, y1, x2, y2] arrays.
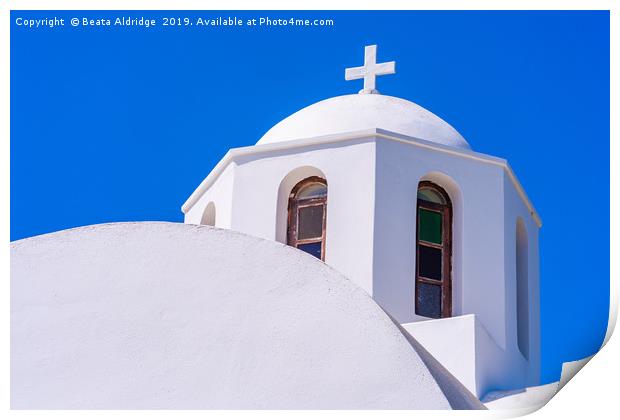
[[402, 313, 525, 399]]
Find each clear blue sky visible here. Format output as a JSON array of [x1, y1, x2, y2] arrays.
[[11, 10, 609, 384]]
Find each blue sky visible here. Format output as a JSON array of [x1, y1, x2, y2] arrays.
[[11, 10, 609, 384]]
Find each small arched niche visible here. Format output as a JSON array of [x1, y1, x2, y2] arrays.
[[516, 217, 529, 360], [201, 202, 216, 226]]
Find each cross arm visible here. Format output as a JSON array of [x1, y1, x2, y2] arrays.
[[374, 61, 396, 76], [345, 66, 367, 80]]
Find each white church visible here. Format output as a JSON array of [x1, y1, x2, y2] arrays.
[[12, 45, 560, 411], [182, 45, 542, 399]]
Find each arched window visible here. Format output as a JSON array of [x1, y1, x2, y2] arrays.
[[416, 181, 452, 319], [287, 177, 327, 260]]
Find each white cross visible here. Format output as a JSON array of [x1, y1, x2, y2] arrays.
[[345, 45, 396, 94]]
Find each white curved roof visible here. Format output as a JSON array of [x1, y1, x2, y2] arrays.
[[257, 94, 470, 149], [11, 222, 482, 409]]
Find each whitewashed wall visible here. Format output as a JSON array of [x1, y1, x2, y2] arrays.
[[185, 164, 235, 228], [503, 172, 542, 387], [229, 139, 376, 294], [403, 314, 515, 398], [374, 138, 507, 347], [184, 134, 541, 396]]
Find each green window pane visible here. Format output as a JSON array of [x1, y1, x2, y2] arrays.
[[419, 208, 442, 244]]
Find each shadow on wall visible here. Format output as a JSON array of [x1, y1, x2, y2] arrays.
[[516, 217, 529, 361], [389, 313, 486, 410], [201, 202, 216, 226]]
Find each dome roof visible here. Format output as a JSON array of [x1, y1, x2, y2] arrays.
[[257, 94, 470, 149], [11, 222, 483, 409]]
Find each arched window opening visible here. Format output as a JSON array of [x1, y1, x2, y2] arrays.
[[201, 202, 216, 226], [287, 177, 327, 260], [516, 218, 530, 360], [416, 181, 452, 319]]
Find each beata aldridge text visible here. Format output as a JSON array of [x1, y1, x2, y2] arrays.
[[81, 17, 157, 27]]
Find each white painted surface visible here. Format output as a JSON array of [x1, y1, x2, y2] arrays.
[[345, 44, 395, 94], [256, 94, 470, 149], [185, 138, 377, 295], [183, 89, 542, 400], [394, 321, 485, 410], [372, 139, 507, 339], [11, 222, 484, 409], [185, 163, 235, 227], [403, 316, 478, 395], [403, 314, 525, 399], [182, 129, 541, 227], [503, 172, 542, 387]]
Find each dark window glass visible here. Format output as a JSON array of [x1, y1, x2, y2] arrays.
[[417, 282, 442, 318], [298, 242, 322, 259], [297, 205, 324, 240], [418, 245, 442, 280], [419, 208, 442, 244]]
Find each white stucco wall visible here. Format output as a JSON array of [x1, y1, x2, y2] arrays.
[[373, 138, 508, 348], [503, 172, 542, 387], [378, 141, 541, 395], [11, 222, 485, 409], [185, 136, 540, 351], [183, 130, 541, 395], [200, 139, 377, 295], [403, 316, 478, 394], [403, 314, 521, 399], [185, 163, 236, 228]]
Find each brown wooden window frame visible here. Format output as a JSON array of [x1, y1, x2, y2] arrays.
[[287, 176, 328, 261], [415, 181, 453, 319]]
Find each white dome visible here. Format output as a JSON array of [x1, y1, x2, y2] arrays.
[[11, 222, 482, 409], [257, 94, 470, 149]]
